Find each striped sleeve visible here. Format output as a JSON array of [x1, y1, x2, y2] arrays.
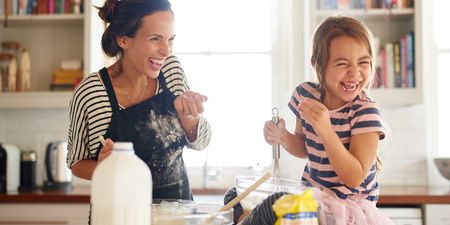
[[350, 100, 385, 140], [67, 73, 112, 168], [161, 56, 212, 150], [288, 82, 321, 119]]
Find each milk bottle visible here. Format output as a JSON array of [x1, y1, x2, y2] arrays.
[[91, 142, 152, 225]]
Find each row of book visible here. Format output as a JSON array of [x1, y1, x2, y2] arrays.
[[50, 69, 83, 91], [0, 0, 83, 16], [373, 31, 414, 89], [316, 0, 414, 10]]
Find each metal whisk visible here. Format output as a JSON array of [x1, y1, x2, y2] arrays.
[[272, 107, 282, 189]]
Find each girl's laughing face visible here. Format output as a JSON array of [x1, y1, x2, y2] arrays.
[[323, 36, 372, 109]]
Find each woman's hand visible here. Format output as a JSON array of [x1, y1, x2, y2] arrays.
[[174, 91, 208, 120], [98, 138, 114, 162], [263, 118, 286, 146], [174, 91, 208, 141], [297, 96, 333, 138]]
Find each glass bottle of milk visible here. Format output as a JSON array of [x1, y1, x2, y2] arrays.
[[91, 142, 152, 225]]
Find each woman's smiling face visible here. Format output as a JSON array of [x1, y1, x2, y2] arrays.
[[120, 11, 175, 79], [323, 35, 372, 109]]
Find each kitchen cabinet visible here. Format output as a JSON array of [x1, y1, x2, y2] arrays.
[[307, 0, 422, 106], [425, 204, 450, 225], [0, 203, 89, 225], [0, 0, 104, 109], [380, 207, 423, 225]]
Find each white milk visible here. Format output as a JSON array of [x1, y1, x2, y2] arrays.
[[91, 142, 152, 225]]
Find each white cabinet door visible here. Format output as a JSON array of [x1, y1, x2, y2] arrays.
[[425, 204, 450, 225], [391, 219, 423, 225], [0, 203, 89, 225], [380, 207, 423, 225]]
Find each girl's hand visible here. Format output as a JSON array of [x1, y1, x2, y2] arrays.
[[297, 97, 333, 137], [98, 138, 114, 162], [263, 118, 286, 145], [174, 91, 208, 120]]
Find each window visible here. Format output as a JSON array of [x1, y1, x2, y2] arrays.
[[170, 0, 273, 167], [434, 0, 450, 157]]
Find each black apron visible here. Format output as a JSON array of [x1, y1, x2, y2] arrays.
[[98, 67, 192, 200]]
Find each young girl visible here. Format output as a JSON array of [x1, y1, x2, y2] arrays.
[[225, 16, 393, 225]]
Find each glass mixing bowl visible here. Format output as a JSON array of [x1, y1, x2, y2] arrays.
[[235, 175, 308, 211], [152, 199, 233, 225]]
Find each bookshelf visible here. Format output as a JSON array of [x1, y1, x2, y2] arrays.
[[0, 14, 84, 26], [0, 0, 103, 109], [307, 0, 422, 106]]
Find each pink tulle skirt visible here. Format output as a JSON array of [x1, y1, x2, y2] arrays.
[[312, 188, 395, 225]]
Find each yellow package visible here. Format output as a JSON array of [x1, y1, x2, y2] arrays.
[[272, 189, 318, 225]]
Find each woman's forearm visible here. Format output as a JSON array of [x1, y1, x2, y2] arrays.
[[70, 159, 98, 180], [179, 115, 200, 142]]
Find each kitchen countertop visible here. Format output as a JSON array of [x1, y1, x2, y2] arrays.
[[1, 185, 450, 205]]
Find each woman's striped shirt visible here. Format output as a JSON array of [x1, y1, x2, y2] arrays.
[[67, 56, 211, 168], [288, 81, 385, 201]]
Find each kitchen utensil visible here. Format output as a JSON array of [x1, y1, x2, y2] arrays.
[[43, 141, 72, 192], [202, 172, 271, 225], [18, 150, 37, 192], [271, 107, 284, 191]]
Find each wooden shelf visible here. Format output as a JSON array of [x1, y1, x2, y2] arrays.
[[369, 88, 422, 106], [0, 14, 84, 26], [315, 8, 414, 18], [0, 92, 73, 109]]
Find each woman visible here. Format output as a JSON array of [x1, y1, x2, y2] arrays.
[[67, 0, 211, 200]]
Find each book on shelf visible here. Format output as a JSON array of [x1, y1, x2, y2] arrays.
[[49, 69, 82, 91], [1, 0, 83, 16], [316, 0, 413, 10], [375, 31, 414, 89]]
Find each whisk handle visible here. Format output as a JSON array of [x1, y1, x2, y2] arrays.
[[272, 114, 280, 159]]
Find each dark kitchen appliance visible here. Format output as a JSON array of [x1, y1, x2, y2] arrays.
[[19, 151, 37, 192], [43, 141, 72, 192]]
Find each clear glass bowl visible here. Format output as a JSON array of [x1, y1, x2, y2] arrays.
[[235, 175, 308, 211], [152, 199, 233, 225]]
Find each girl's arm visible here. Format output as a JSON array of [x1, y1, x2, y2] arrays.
[[263, 118, 307, 158], [320, 129, 379, 187], [298, 97, 379, 187]]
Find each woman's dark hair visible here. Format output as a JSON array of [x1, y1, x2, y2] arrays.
[[97, 0, 172, 58]]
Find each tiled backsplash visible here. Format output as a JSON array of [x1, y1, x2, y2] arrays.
[[0, 104, 448, 188]]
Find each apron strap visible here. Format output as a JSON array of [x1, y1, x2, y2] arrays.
[[157, 71, 171, 93], [99, 68, 121, 113]]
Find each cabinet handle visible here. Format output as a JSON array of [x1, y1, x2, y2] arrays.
[[0, 221, 68, 224]]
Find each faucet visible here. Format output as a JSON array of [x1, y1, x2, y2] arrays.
[[202, 161, 221, 188]]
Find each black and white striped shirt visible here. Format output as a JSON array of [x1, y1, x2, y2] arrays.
[[67, 56, 211, 168]]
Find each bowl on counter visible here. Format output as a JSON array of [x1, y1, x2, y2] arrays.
[[235, 175, 308, 211], [152, 199, 232, 225], [434, 157, 450, 181]]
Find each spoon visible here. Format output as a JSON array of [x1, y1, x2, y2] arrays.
[[201, 172, 271, 225]]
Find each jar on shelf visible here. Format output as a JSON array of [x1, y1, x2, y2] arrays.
[[0, 53, 13, 92], [1, 41, 21, 92]]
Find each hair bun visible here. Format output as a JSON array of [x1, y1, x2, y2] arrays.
[[97, 0, 120, 24]]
